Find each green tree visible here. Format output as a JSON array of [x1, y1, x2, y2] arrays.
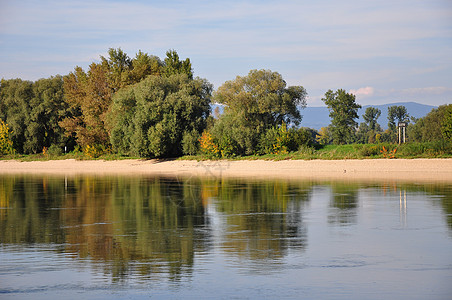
[[322, 89, 361, 144], [387, 105, 409, 131], [0, 77, 72, 154], [357, 107, 382, 144], [441, 105, 452, 141], [101, 47, 133, 92], [25, 76, 71, 153], [163, 50, 193, 79], [363, 107, 381, 131], [408, 104, 452, 142], [212, 69, 307, 155], [0, 79, 33, 153], [108, 74, 212, 157]]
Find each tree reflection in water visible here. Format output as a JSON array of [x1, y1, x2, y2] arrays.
[[0, 175, 312, 280], [1, 174, 451, 282]]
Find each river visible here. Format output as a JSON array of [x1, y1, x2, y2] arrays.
[[0, 174, 451, 299]]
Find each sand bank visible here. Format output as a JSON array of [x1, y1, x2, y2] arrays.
[[1, 158, 452, 182]]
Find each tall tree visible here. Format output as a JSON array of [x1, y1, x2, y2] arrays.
[[363, 107, 381, 131], [26, 76, 71, 153], [108, 74, 212, 157], [60, 63, 111, 147], [130, 50, 163, 82], [212, 69, 307, 155], [0, 79, 33, 153], [322, 89, 361, 144], [387, 105, 409, 131], [101, 48, 133, 92], [60, 48, 169, 148], [163, 50, 193, 79]]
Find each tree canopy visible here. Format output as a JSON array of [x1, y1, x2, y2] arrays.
[[322, 89, 361, 144], [211, 69, 307, 155], [1, 46, 448, 158], [109, 74, 212, 157], [387, 105, 409, 130]]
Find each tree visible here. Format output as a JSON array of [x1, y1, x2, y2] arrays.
[[363, 107, 381, 131], [101, 47, 133, 92], [322, 89, 361, 144], [163, 50, 193, 79], [441, 105, 452, 141], [408, 104, 452, 142], [0, 77, 72, 154], [60, 63, 111, 147], [60, 48, 171, 148], [130, 50, 163, 81], [108, 74, 212, 157], [0, 79, 32, 153], [212, 69, 307, 155], [357, 107, 383, 144], [387, 105, 409, 131], [316, 126, 333, 145], [25, 76, 72, 153]]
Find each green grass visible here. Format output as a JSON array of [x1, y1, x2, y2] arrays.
[[0, 151, 139, 162], [181, 141, 452, 161], [2, 141, 452, 162]]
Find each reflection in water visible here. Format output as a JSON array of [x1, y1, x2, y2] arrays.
[[1, 175, 452, 299], [400, 189, 407, 227], [0, 175, 312, 281], [328, 182, 359, 226]]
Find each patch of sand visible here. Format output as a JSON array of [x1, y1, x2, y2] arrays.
[[1, 158, 451, 182]]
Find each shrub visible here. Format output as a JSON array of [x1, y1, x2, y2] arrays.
[[259, 124, 312, 155], [199, 131, 220, 158], [259, 124, 289, 155], [0, 120, 15, 156], [47, 144, 63, 156], [84, 144, 110, 159], [359, 144, 381, 157], [217, 135, 239, 158], [182, 130, 200, 156]]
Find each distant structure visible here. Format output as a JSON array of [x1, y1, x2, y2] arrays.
[[398, 122, 407, 144]]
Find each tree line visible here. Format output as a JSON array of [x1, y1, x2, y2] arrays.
[[1, 47, 451, 157]]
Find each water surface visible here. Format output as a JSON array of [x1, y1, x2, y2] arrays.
[[0, 175, 451, 299]]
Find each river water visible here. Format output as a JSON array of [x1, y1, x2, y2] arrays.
[[0, 174, 451, 299]]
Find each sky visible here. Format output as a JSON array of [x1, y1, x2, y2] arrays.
[[0, 0, 451, 107]]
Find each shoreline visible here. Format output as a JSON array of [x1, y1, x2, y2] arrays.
[[1, 158, 452, 182]]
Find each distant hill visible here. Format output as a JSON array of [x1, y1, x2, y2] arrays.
[[300, 102, 437, 130]]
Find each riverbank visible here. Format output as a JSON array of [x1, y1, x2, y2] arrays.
[[1, 158, 452, 182]]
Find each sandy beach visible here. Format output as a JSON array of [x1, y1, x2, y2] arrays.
[[1, 158, 452, 182]]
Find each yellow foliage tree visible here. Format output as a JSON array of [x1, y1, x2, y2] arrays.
[[0, 120, 15, 155]]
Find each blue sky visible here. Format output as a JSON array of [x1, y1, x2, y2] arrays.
[[1, 0, 451, 106]]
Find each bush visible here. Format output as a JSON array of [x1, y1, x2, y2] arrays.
[[0, 120, 15, 156], [359, 144, 381, 157], [259, 124, 312, 155], [199, 131, 220, 158], [47, 144, 63, 156], [182, 130, 200, 156], [84, 144, 110, 159]]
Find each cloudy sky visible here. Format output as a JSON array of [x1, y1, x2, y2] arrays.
[[1, 0, 451, 106]]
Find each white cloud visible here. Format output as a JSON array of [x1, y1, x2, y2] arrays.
[[350, 87, 375, 97]]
